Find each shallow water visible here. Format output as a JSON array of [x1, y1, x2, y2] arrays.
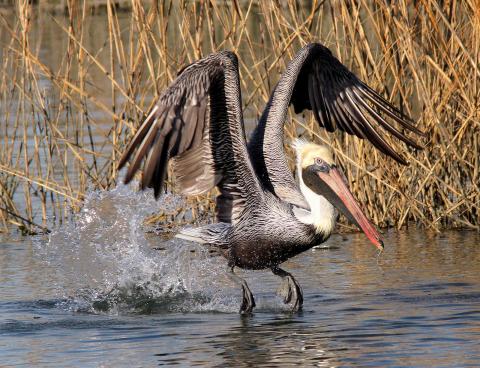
[[1, 186, 480, 367]]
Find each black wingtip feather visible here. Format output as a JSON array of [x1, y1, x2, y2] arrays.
[[343, 88, 410, 165], [358, 82, 425, 137], [307, 76, 323, 129], [350, 88, 423, 150]]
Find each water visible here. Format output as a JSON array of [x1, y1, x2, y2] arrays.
[[1, 186, 479, 367]]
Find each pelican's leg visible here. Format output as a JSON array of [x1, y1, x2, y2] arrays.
[[227, 266, 256, 314], [271, 266, 303, 311]]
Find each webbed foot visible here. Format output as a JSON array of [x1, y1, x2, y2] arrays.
[[272, 266, 303, 311], [228, 266, 256, 314], [239, 283, 256, 314]]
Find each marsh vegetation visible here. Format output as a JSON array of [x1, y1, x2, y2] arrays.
[[0, 0, 478, 233]]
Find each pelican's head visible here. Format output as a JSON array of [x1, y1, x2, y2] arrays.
[[293, 139, 383, 250]]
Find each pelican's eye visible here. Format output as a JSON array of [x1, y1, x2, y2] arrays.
[[315, 157, 330, 172]]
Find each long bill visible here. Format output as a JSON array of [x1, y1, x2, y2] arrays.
[[317, 167, 384, 250]]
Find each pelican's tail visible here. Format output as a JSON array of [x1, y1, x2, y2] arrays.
[[176, 223, 230, 248], [175, 228, 208, 244]]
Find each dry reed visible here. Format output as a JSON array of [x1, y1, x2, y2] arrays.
[[0, 0, 478, 234]]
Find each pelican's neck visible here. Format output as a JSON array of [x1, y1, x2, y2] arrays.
[[293, 165, 337, 236]]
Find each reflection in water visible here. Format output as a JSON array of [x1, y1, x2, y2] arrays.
[[0, 185, 479, 366], [212, 315, 340, 367]]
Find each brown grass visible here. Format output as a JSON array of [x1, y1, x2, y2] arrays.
[[0, 0, 478, 234]]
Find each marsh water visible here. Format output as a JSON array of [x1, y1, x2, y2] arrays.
[[1, 185, 480, 367]]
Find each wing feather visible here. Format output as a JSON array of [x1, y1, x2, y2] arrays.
[[124, 120, 160, 184], [308, 76, 324, 130], [332, 97, 356, 135], [142, 131, 167, 190], [352, 88, 423, 148], [337, 91, 368, 138], [343, 88, 407, 164]]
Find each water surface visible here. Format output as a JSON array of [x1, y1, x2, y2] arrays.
[[1, 186, 479, 367]]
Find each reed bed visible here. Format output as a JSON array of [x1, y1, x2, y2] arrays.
[[0, 0, 478, 234]]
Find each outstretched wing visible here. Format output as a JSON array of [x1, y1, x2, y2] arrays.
[[118, 51, 262, 223], [249, 42, 424, 208], [290, 44, 423, 162]]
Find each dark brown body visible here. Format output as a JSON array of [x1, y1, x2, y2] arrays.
[[227, 235, 325, 270], [212, 195, 329, 270]]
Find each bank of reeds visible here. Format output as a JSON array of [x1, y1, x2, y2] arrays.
[[0, 0, 478, 234]]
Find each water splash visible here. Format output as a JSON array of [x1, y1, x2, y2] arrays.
[[35, 182, 238, 314]]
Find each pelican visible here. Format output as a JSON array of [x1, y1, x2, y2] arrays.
[[118, 43, 423, 314]]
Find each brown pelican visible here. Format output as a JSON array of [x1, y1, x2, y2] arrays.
[[118, 43, 423, 314]]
